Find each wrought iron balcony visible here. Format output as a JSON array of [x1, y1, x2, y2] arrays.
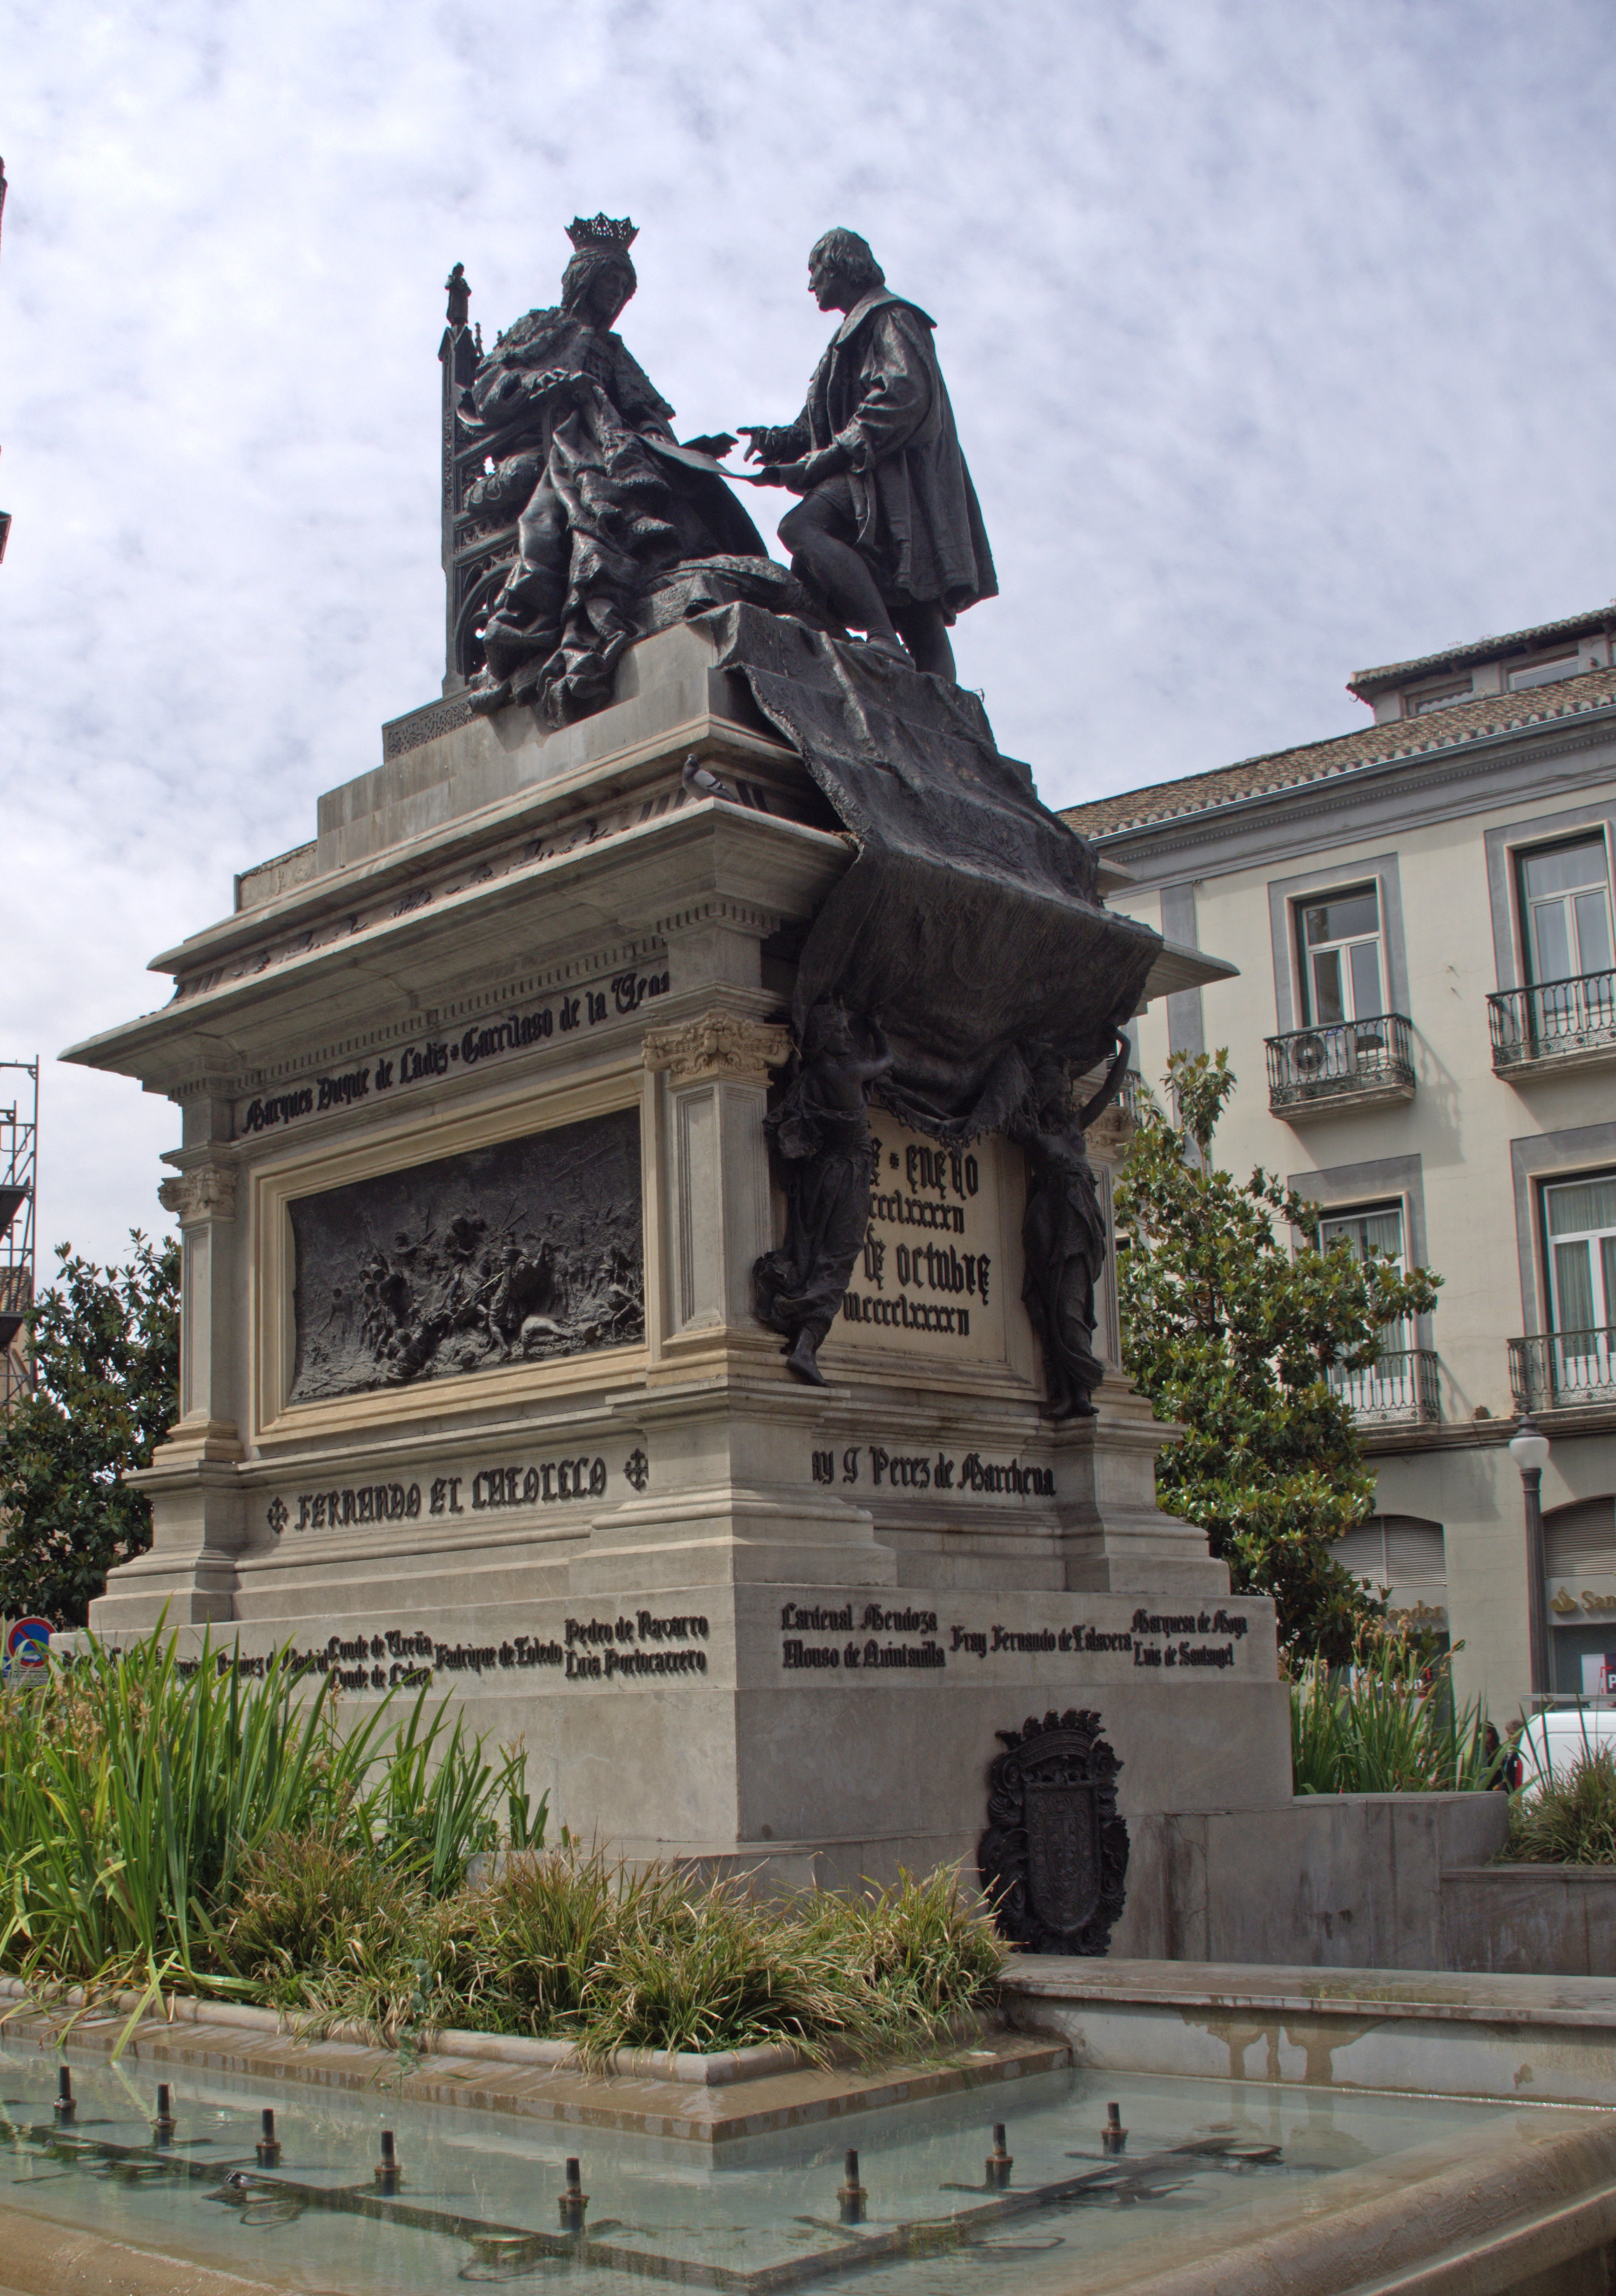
[[1265, 1014, 1417, 1118], [1117, 1068, 1147, 1125], [1509, 1328, 1616, 1414], [1488, 970, 1616, 1075], [1327, 1346, 1441, 1427]]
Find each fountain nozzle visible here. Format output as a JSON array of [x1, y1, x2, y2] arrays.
[[1102, 2101, 1128, 2155], [52, 2067, 73, 2127], [986, 2122, 1012, 2189], [838, 2147, 868, 2225], [375, 2127, 400, 2196], [558, 2156, 589, 2237], [153, 2084, 175, 2145], [256, 2107, 281, 2168]]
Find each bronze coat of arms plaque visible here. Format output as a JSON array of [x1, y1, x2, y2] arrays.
[[978, 1708, 1128, 1955]]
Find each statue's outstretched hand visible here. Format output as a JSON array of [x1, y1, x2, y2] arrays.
[[737, 425, 775, 464]]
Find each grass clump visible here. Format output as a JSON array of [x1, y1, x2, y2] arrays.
[[1504, 1745, 1616, 1866], [465, 1846, 625, 2034], [222, 1846, 1005, 2065], [796, 1866, 1007, 2051], [567, 1868, 859, 2064], [1290, 1639, 1493, 1794], [218, 1831, 428, 2010]]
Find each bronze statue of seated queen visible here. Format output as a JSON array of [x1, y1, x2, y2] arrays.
[[458, 216, 769, 726]]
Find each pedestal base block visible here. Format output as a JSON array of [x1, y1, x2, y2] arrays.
[[72, 617, 1292, 1942], [89, 1458, 246, 1631], [1054, 1387, 1230, 1596]]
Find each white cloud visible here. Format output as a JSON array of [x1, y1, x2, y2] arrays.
[[3, 0, 1614, 1255]]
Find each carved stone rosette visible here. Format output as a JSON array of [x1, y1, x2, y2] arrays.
[[977, 1707, 1129, 1955], [158, 1167, 239, 1225], [642, 1011, 792, 1087]]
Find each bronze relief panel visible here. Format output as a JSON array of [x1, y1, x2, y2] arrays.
[[287, 1107, 643, 1404]]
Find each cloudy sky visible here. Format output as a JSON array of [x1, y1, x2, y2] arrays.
[[3, 0, 1615, 1264]]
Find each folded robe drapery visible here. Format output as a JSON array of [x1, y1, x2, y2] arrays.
[[710, 606, 1162, 1141]]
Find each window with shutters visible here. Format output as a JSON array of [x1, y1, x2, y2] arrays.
[[1268, 884, 1415, 1116], [1544, 1496, 1616, 1581], [1543, 1174, 1616, 1400], [1488, 831, 1616, 1072], [1332, 1516, 1447, 1631]]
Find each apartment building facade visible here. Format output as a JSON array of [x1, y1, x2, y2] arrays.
[[1064, 606, 1616, 1716]]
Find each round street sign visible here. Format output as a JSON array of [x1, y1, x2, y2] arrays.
[[6, 1618, 51, 1669]]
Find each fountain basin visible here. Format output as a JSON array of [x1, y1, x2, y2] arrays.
[[0, 1982, 1611, 2295]]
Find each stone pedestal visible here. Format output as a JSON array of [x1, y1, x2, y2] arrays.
[[68, 619, 1289, 1910]]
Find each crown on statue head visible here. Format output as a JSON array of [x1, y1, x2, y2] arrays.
[[566, 213, 639, 253]]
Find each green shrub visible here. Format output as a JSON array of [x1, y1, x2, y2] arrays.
[[575, 1875, 861, 2064], [1504, 1746, 1616, 1866], [219, 1832, 427, 2007], [0, 1634, 1003, 2067], [795, 1865, 1006, 2043], [468, 1848, 627, 2034], [1290, 1641, 1493, 1795], [252, 1849, 1005, 2066]]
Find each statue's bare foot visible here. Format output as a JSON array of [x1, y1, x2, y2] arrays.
[[785, 1332, 827, 1385], [856, 633, 910, 668], [468, 678, 512, 717]]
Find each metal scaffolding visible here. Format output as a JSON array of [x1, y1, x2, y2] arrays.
[[0, 1060, 37, 1412]]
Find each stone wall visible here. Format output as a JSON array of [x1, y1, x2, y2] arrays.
[[1111, 1792, 1616, 1975], [1440, 1863, 1616, 1976], [1113, 1793, 1507, 1967]]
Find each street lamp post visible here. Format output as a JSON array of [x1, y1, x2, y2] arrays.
[[1510, 1412, 1551, 1703]]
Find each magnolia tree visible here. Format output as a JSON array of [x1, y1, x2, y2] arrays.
[[0, 1233, 179, 1628], [1113, 1051, 1441, 1665]]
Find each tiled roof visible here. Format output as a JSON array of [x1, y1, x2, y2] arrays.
[[1349, 605, 1615, 697], [1061, 662, 1616, 841]]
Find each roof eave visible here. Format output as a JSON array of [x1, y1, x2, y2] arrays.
[[1082, 690, 1616, 847], [1348, 606, 1616, 699]]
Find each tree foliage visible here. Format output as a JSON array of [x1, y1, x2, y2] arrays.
[[0, 1232, 179, 1627], [1114, 1052, 1441, 1665]]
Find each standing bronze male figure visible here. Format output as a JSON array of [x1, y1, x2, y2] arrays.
[[738, 230, 996, 681]]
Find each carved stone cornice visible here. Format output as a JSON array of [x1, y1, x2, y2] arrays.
[[159, 1166, 239, 1225], [642, 1011, 792, 1086]]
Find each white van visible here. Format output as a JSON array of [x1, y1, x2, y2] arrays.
[[1514, 1707, 1616, 1795]]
